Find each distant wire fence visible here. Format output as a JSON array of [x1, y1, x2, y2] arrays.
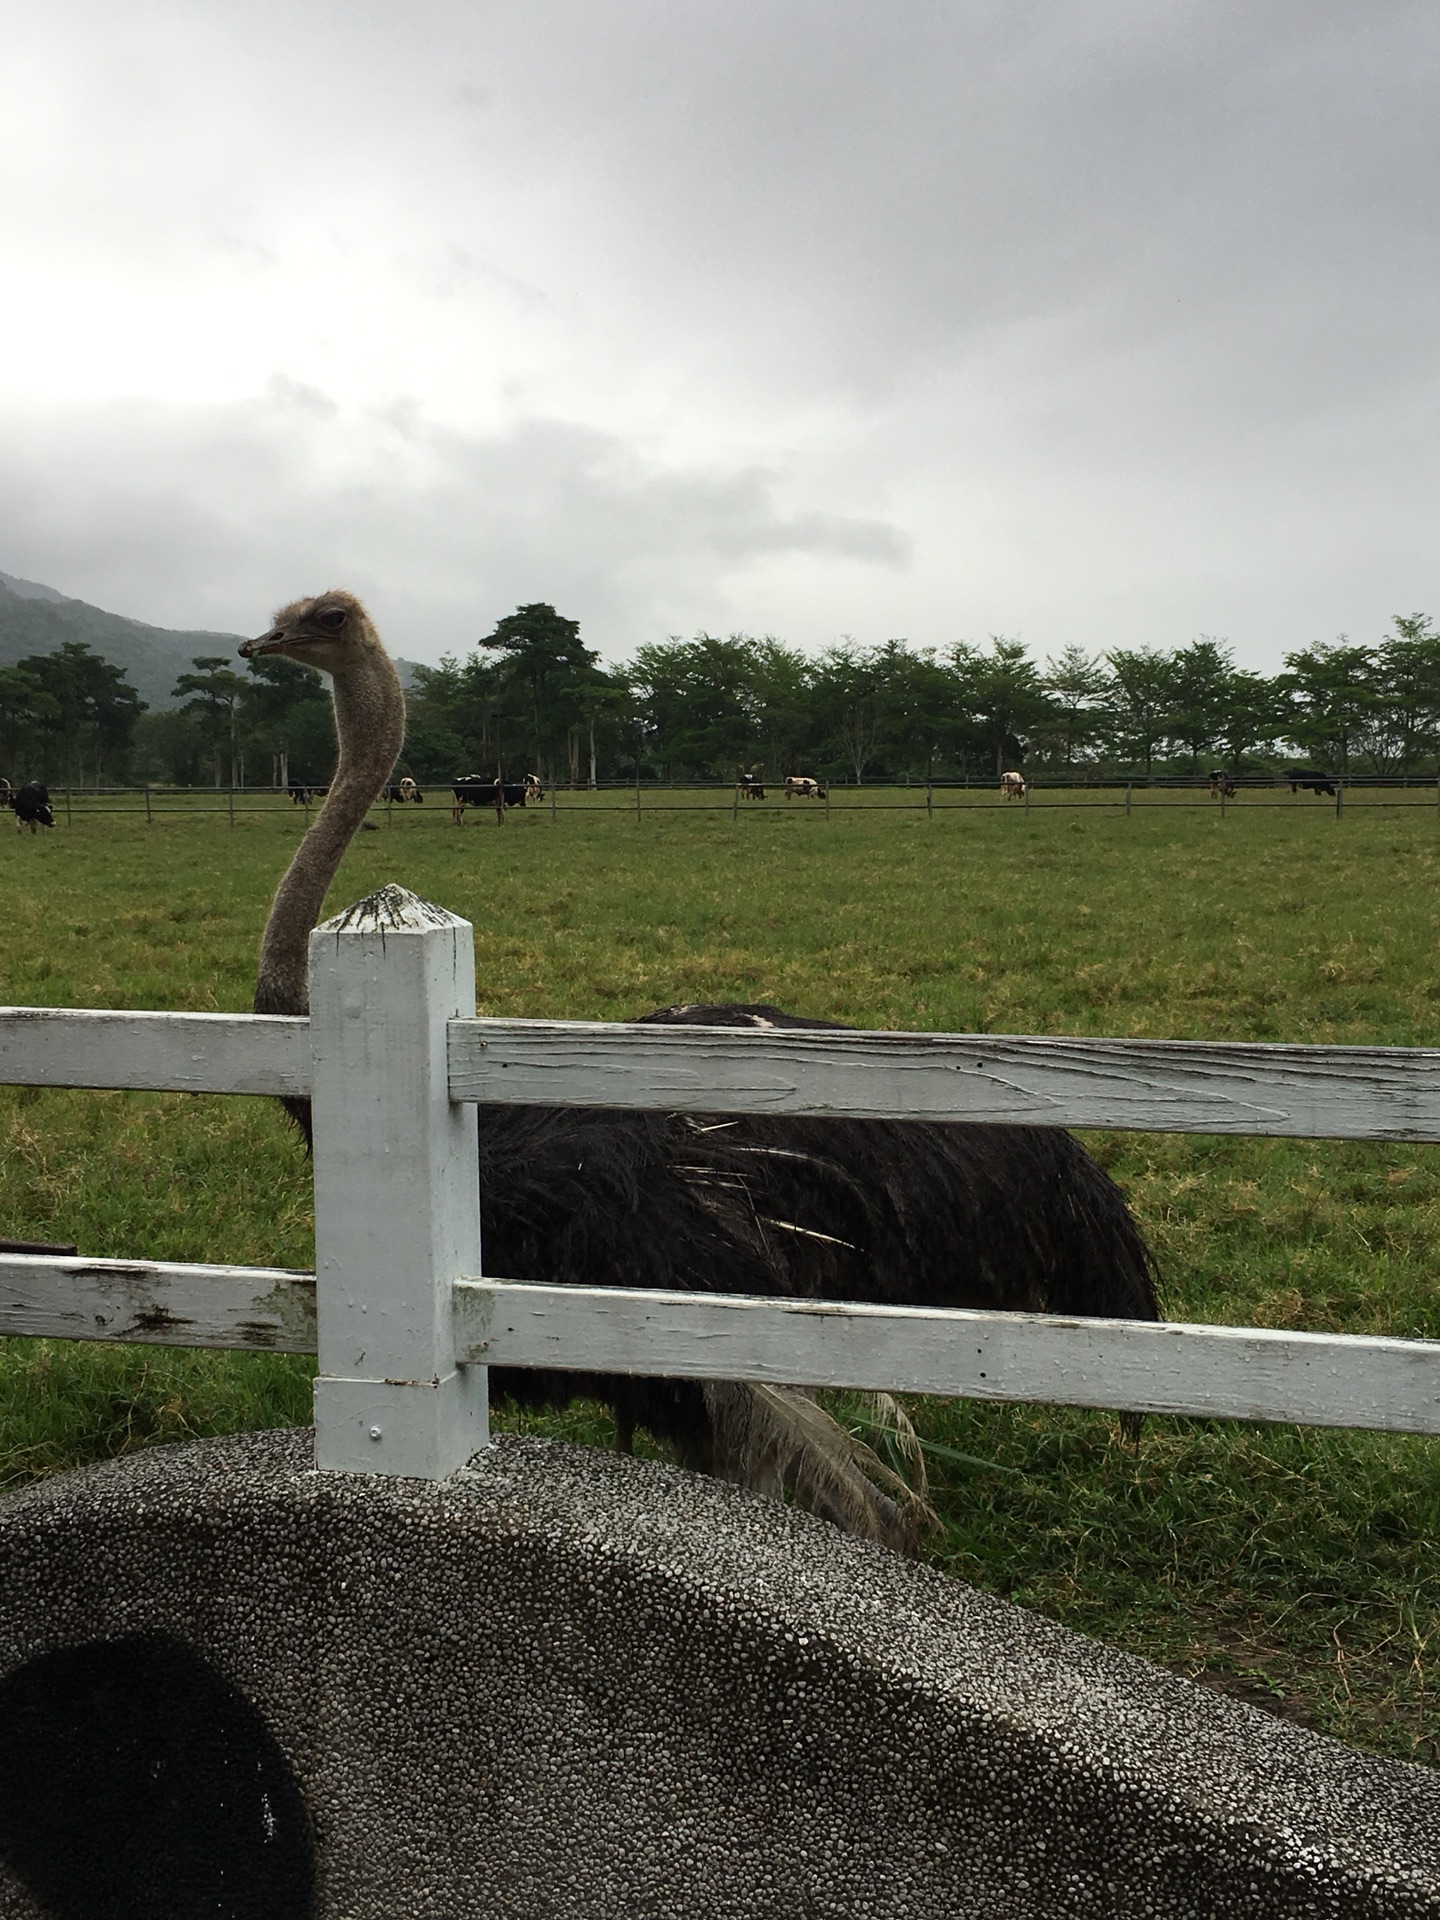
[[20, 775, 1440, 825]]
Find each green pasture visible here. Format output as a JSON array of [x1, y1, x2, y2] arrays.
[[1, 795, 1438, 1764]]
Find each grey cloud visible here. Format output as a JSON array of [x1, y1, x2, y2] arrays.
[[0, 391, 909, 661], [4, 2, 1440, 667]]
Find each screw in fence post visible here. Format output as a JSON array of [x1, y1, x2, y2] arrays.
[[1125, 781, 1132, 817], [309, 885, 487, 1479]]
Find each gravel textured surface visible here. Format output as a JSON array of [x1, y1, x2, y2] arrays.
[[0, 1427, 1435, 1917]]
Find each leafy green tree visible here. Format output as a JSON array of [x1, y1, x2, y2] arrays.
[[173, 656, 249, 785], [1164, 638, 1239, 769], [955, 638, 1051, 775], [874, 644, 965, 777], [1104, 648, 1174, 777], [1040, 644, 1108, 769], [17, 642, 145, 784], [0, 665, 58, 777], [1278, 640, 1379, 775], [1218, 669, 1283, 766], [1371, 614, 1440, 774], [241, 653, 337, 787], [746, 638, 814, 778], [811, 643, 882, 783], [478, 603, 603, 781], [630, 635, 758, 778], [406, 653, 501, 775]]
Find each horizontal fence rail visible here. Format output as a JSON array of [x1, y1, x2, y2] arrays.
[[3, 1251, 1436, 1438], [453, 1021, 1440, 1141], [453, 1281, 1440, 1437], [9, 1006, 1440, 1141], [0, 1008, 309, 1097], [0, 1253, 316, 1350]]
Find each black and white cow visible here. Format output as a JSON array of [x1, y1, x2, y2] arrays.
[[8, 781, 54, 833]]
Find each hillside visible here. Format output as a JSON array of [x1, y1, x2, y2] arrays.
[[0, 572, 424, 706], [0, 572, 245, 710]]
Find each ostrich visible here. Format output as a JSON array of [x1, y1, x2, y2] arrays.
[[241, 591, 1160, 1551]]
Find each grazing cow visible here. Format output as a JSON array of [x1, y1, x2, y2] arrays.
[[784, 776, 827, 800], [739, 774, 765, 800], [287, 782, 328, 805], [385, 777, 423, 804], [1000, 771, 1026, 801], [1289, 774, 1337, 798], [523, 773, 544, 802], [8, 780, 54, 833], [452, 774, 529, 823], [1208, 771, 1237, 799]]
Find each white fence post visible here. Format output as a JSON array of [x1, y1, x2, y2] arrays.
[[308, 884, 486, 1478]]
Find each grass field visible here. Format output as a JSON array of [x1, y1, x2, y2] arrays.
[[2, 794, 1438, 1764]]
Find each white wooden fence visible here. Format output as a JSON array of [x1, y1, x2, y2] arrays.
[[2, 884, 1437, 1479]]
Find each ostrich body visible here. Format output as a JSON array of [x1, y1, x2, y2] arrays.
[[243, 592, 1159, 1551]]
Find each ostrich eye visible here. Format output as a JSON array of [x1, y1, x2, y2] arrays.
[[316, 608, 347, 630]]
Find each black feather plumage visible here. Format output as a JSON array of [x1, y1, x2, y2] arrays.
[[480, 1002, 1159, 1502]]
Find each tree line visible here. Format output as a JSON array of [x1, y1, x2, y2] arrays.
[[4, 605, 1440, 787]]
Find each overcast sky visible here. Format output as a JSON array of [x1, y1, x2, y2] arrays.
[[1, 1, 1437, 670]]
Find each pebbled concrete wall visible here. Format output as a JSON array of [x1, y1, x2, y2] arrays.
[[0, 1427, 1435, 1918]]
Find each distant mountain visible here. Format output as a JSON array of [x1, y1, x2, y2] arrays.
[[0, 571, 424, 704], [0, 571, 246, 709]]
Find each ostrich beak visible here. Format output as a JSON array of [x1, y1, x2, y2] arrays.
[[240, 629, 286, 659]]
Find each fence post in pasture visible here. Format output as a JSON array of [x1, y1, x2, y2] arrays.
[[926, 758, 933, 820], [732, 780, 740, 823], [824, 783, 831, 821], [143, 785, 152, 826], [228, 785, 235, 828], [551, 782, 557, 826], [1337, 779, 1345, 819], [309, 884, 486, 1480], [64, 787, 72, 826], [635, 765, 642, 824], [1125, 781, 1132, 817]]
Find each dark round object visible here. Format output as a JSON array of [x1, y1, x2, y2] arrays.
[[0, 1632, 314, 1919]]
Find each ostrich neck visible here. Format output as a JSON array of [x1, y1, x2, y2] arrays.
[[254, 655, 405, 1017]]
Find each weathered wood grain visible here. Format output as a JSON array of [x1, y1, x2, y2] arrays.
[[0, 1008, 311, 1097], [7, 1002, 1440, 1143], [448, 1019, 1440, 1140], [0, 1253, 317, 1351], [454, 1279, 1440, 1435]]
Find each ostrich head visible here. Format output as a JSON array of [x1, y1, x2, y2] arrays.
[[241, 589, 380, 676]]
